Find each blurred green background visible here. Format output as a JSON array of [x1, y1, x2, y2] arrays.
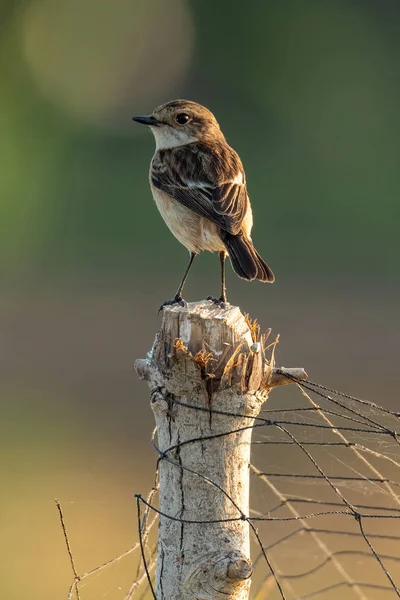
[[1, 0, 399, 598]]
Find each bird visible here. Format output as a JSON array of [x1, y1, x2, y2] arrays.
[[132, 100, 274, 311]]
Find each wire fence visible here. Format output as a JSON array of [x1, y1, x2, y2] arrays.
[[58, 373, 400, 599]]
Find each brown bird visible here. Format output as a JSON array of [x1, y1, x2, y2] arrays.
[[133, 100, 274, 311]]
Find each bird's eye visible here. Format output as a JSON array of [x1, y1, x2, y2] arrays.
[[176, 113, 190, 125]]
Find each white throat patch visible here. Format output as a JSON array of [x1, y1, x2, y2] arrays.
[[150, 125, 197, 150]]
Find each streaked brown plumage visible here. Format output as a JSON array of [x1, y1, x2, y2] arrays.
[[133, 100, 274, 310]]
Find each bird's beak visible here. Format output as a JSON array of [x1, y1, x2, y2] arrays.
[[132, 115, 159, 126]]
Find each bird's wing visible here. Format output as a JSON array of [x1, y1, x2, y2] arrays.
[[151, 144, 248, 235]]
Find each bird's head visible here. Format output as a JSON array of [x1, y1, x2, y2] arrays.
[[132, 100, 224, 149]]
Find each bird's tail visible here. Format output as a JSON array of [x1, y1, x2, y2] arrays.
[[222, 231, 275, 283]]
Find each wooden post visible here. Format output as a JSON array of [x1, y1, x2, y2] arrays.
[[135, 301, 306, 600]]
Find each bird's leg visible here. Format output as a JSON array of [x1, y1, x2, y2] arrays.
[[174, 251, 196, 299], [159, 252, 196, 312], [207, 251, 227, 308], [220, 250, 227, 303]]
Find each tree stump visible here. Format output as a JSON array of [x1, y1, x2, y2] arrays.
[[135, 301, 306, 600]]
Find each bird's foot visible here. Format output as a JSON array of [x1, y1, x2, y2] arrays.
[[158, 295, 187, 313], [206, 296, 227, 309]]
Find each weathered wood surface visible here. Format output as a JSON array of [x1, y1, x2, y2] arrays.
[[135, 300, 306, 600]]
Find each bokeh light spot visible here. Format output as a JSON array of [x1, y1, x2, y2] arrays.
[[22, 0, 194, 128]]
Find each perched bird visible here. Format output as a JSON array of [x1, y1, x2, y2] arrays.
[[133, 100, 274, 310]]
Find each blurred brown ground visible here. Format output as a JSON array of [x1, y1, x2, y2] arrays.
[[1, 271, 398, 599]]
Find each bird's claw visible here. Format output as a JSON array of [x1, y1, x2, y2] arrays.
[[158, 296, 187, 313], [206, 296, 227, 309]]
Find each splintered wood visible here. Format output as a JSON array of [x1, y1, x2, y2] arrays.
[[135, 300, 306, 600]]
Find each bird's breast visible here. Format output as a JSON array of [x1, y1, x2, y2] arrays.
[[150, 182, 224, 254]]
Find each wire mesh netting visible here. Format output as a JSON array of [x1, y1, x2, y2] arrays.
[[59, 374, 400, 599]]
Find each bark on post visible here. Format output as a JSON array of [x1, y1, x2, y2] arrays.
[[135, 301, 306, 600]]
